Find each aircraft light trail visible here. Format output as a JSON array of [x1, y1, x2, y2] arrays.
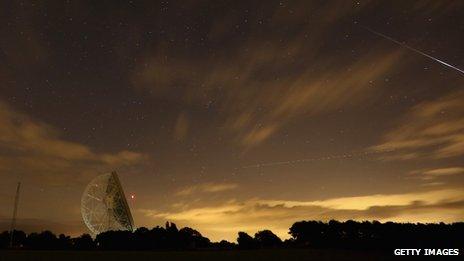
[[242, 148, 394, 169]]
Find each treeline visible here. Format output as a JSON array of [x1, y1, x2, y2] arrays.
[[288, 220, 463, 250], [1, 220, 463, 251]]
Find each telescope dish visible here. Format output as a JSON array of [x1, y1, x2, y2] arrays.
[[81, 171, 134, 235]]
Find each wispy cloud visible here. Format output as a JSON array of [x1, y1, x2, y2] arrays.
[[410, 167, 464, 180], [131, 2, 404, 148], [423, 167, 464, 176], [0, 101, 146, 184], [372, 90, 464, 160], [135, 49, 402, 148], [176, 182, 238, 196]]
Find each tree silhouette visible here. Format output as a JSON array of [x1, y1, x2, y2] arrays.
[[57, 234, 72, 249], [211, 240, 236, 250], [289, 220, 325, 247], [289, 220, 464, 250], [237, 231, 257, 249], [25, 231, 59, 250], [91, 222, 213, 250], [132, 227, 151, 250], [72, 234, 95, 250], [178, 227, 210, 249], [150, 226, 168, 249], [0, 230, 26, 248], [96, 230, 133, 250], [1, 220, 462, 251], [165, 221, 180, 249], [254, 230, 282, 248], [0, 231, 8, 248]]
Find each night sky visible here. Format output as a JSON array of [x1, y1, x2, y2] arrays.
[[1, 1, 464, 241]]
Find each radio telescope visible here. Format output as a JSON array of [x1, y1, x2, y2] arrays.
[[81, 171, 134, 235]]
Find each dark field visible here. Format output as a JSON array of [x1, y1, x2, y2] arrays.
[[0, 249, 395, 261]]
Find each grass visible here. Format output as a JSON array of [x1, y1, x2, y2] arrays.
[[0, 249, 394, 261]]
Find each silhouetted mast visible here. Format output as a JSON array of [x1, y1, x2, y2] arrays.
[[9, 182, 21, 248]]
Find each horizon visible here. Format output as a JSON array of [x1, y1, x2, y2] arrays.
[[1, 1, 463, 243], [2, 218, 463, 243]]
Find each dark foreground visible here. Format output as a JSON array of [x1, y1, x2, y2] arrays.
[[0, 249, 397, 261]]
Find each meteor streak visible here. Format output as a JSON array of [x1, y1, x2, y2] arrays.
[[361, 25, 464, 75]]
